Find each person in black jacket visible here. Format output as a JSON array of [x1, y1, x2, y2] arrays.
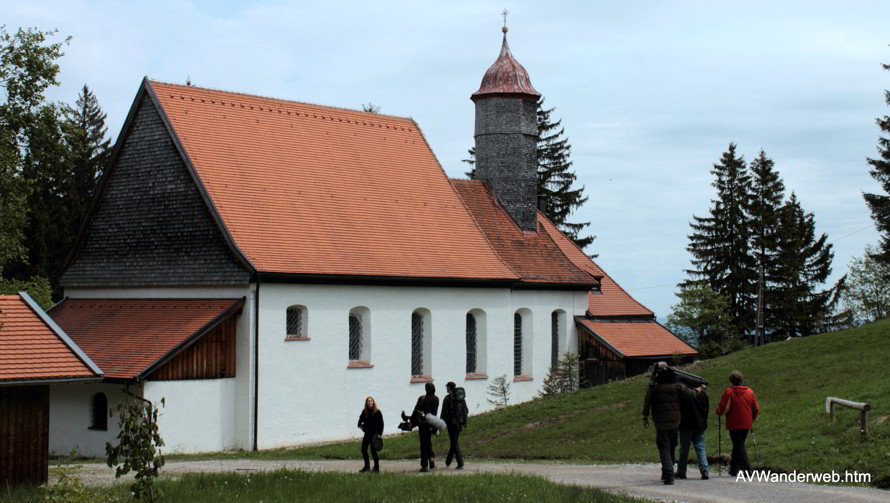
[[676, 384, 710, 480], [412, 382, 439, 472], [642, 363, 693, 485], [357, 396, 384, 473], [441, 381, 465, 469]]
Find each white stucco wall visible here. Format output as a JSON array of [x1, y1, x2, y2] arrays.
[[63, 285, 256, 451], [60, 283, 587, 452], [49, 383, 134, 458], [256, 283, 587, 449], [143, 378, 236, 453]]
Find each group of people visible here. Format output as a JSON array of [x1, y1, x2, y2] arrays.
[[357, 381, 469, 473], [642, 364, 760, 484]]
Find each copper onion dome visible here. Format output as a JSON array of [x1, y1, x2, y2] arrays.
[[471, 28, 540, 100]]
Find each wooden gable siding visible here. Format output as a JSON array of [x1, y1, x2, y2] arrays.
[[578, 329, 626, 387], [0, 386, 49, 486], [146, 316, 236, 381], [60, 93, 251, 288]]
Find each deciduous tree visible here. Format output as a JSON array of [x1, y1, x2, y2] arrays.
[[666, 284, 744, 358], [0, 26, 68, 274]]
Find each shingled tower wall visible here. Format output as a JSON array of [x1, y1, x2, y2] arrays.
[[472, 28, 541, 231]]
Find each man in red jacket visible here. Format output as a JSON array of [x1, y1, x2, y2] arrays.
[[716, 370, 760, 476]]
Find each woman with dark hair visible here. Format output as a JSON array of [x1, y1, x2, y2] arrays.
[[716, 370, 760, 476], [357, 396, 384, 473]]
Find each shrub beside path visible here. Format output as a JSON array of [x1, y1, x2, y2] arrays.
[[73, 459, 887, 503]]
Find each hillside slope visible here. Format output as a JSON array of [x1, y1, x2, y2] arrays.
[[234, 320, 890, 482]]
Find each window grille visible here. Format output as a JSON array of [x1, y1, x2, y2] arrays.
[[412, 312, 424, 376], [514, 312, 522, 376], [90, 392, 108, 430], [466, 312, 477, 374], [349, 313, 362, 361], [286, 306, 303, 338], [551, 311, 560, 368]]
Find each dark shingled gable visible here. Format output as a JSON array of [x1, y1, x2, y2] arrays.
[[60, 94, 251, 287]]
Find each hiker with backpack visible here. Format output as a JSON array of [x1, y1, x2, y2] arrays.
[[642, 362, 698, 485], [412, 382, 439, 472], [441, 381, 469, 469]]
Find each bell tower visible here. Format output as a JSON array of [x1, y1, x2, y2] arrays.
[[471, 24, 541, 231]]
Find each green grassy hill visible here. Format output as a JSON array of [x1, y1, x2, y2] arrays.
[[203, 320, 890, 483]]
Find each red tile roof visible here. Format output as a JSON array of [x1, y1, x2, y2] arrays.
[[539, 216, 653, 316], [450, 180, 594, 286], [49, 298, 243, 380], [147, 80, 519, 283], [577, 319, 697, 357], [472, 32, 540, 99], [0, 294, 99, 383]]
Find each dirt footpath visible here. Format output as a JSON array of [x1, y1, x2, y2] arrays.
[[73, 459, 887, 503]]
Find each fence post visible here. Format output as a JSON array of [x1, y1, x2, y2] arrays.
[[825, 397, 872, 436]]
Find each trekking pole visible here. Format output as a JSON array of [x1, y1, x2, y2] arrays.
[[717, 415, 722, 476], [751, 426, 759, 467]]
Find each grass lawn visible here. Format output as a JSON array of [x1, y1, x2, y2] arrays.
[[166, 319, 890, 486], [3, 469, 645, 503]]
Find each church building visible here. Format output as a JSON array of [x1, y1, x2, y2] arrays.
[[42, 29, 694, 456]]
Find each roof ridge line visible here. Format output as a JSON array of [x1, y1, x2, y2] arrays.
[[148, 79, 415, 125]]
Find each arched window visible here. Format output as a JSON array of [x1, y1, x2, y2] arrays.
[[514, 308, 533, 378], [551, 311, 560, 368], [286, 305, 308, 340], [348, 307, 371, 365], [411, 309, 432, 378], [551, 310, 567, 368], [466, 312, 477, 374], [513, 312, 523, 376], [466, 309, 487, 378], [89, 392, 108, 430], [349, 312, 362, 360]]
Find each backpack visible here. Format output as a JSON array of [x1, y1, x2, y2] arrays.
[[454, 387, 469, 427]]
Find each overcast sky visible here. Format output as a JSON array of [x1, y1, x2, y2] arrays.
[[6, 0, 888, 316]]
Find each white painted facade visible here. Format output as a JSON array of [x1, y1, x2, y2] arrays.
[[255, 283, 587, 449], [143, 378, 237, 453], [49, 382, 134, 458], [55, 283, 586, 454]]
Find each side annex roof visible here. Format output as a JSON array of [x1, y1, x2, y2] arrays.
[[0, 292, 102, 384]]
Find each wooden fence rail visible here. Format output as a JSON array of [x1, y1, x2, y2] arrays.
[[825, 396, 872, 435]]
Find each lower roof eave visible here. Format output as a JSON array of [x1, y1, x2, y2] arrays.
[[0, 376, 104, 387], [255, 271, 520, 289], [624, 352, 699, 359], [511, 280, 597, 291]]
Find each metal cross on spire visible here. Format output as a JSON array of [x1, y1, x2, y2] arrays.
[[501, 8, 510, 32]]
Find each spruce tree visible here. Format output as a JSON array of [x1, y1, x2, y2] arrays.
[[16, 84, 110, 295], [536, 101, 594, 250], [18, 104, 67, 286], [773, 193, 839, 337], [748, 150, 785, 338], [685, 143, 756, 335], [864, 63, 890, 264], [61, 84, 111, 243], [463, 99, 594, 252]]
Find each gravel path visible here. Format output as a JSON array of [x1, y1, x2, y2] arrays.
[[71, 459, 887, 503]]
